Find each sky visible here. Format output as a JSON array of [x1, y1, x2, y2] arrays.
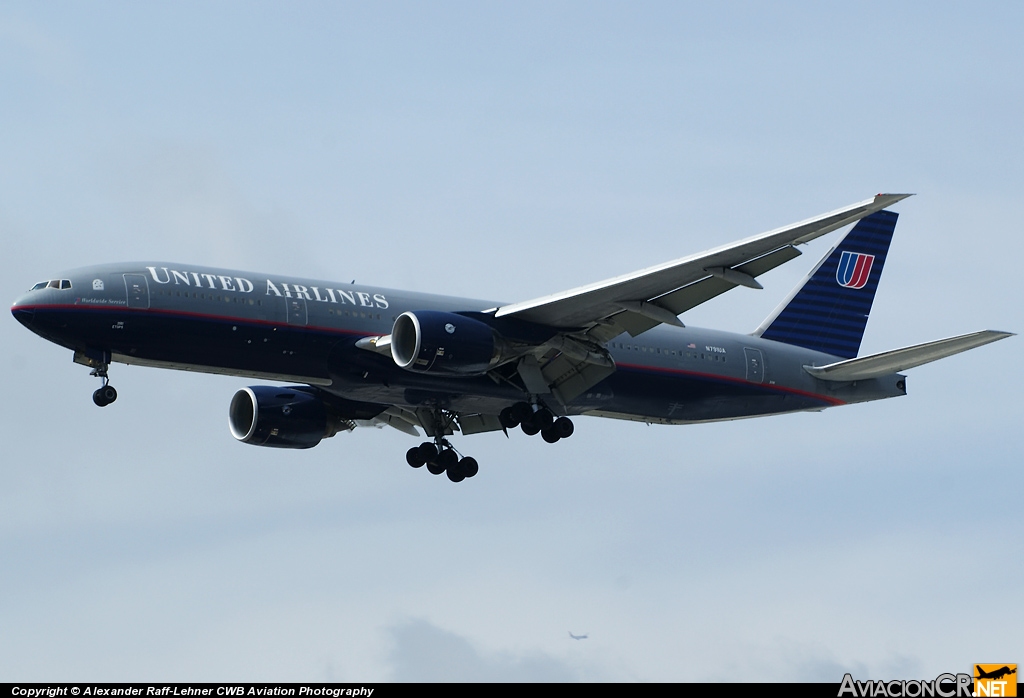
[[1, 0, 1022, 682]]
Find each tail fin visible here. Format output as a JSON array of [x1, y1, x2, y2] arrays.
[[754, 210, 898, 359]]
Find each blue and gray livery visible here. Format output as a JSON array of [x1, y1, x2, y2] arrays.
[[11, 196, 1012, 483]]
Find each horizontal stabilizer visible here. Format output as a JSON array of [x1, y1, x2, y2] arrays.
[[803, 330, 1014, 381]]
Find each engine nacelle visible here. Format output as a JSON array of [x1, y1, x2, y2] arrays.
[[391, 310, 505, 375], [229, 386, 339, 449]]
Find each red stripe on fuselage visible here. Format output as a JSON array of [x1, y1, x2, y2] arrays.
[[13, 303, 371, 337]]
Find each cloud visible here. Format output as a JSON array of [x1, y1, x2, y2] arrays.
[[387, 618, 581, 682]]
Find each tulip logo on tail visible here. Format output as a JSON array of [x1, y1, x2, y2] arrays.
[[836, 251, 876, 289]]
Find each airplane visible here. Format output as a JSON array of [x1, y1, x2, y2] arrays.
[[568, 632, 589, 640], [975, 666, 1016, 681], [10, 194, 1012, 483]]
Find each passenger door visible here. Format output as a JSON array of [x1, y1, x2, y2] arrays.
[[744, 347, 765, 383], [124, 274, 150, 309]]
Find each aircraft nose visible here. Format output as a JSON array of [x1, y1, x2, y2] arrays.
[[11, 297, 35, 328]]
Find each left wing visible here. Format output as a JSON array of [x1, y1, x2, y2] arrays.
[[494, 194, 911, 338], [361, 195, 911, 405]]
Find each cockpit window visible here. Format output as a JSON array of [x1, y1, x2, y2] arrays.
[[32, 279, 73, 291]]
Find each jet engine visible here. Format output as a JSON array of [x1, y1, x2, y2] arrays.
[[229, 386, 347, 449], [390, 310, 509, 375]]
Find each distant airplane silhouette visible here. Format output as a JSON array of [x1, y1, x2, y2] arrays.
[[568, 632, 588, 640], [976, 666, 1016, 681]]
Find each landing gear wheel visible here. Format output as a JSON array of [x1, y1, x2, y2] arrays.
[[406, 447, 426, 468], [510, 402, 533, 425], [521, 419, 541, 436], [446, 465, 466, 483], [426, 460, 446, 475], [459, 457, 479, 478], [417, 442, 439, 461], [554, 416, 574, 439], [92, 385, 117, 407], [541, 426, 560, 443], [499, 406, 519, 429], [437, 448, 459, 470], [534, 408, 554, 431]]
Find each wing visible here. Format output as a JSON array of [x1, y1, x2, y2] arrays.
[[494, 194, 912, 339]]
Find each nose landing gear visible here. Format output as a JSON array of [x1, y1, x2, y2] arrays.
[[90, 364, 117, 407]]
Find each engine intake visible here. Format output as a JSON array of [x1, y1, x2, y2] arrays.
[[391, 310, 507, 375], [229, 386, 344, 449]]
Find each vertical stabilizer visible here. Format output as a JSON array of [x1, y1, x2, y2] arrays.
[[754, 210, 898, 359]]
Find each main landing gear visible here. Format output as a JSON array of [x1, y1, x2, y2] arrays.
[[90, 364, 118, 407], [499, 402, 574, 443], [406, 440, 479, 483], [401, 403, 573, 484]]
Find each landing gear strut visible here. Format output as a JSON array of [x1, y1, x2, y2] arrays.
[[500, 402, 574, 443], [90, 364, 117, 407]]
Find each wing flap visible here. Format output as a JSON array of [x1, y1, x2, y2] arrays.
[[457, 413, 505, 435], [599, 244, 804, 338], [541, 354, 617, 404], [803, 330, 1014, 382]]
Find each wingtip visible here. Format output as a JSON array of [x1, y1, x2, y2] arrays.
[[875, 193, 915, 203]]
